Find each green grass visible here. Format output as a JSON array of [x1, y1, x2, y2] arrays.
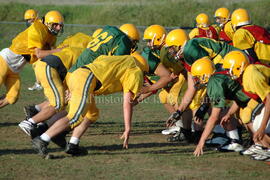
[[0, 65, 270, 179]]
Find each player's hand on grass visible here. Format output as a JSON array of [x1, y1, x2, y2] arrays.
[[120, 130, 130, 149], [193, 142, 204, 157]]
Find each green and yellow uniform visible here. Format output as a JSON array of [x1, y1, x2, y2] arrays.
[[207, 73, 250, 108], [69, 26, 133, 72], [35, 47, 84, 110], [57, 32, 93, 49], [141, 47, 160, 75], [183, 38, 239, 70], [66, 55, 143, 128], [0, 19, 56, 104]]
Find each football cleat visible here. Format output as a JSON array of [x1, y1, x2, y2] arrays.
[[167, 128, 192, 143], [28, 82, 43, 91], [24, 105, 39, 119], [239, 144, 266, 156], [218, 139, 243, 152], [18, 120, 36, 136], [32, 136, 49, 156], [65, 143, 88, 156], [162, 125, 180, 135], [251, 153, 270, 161]]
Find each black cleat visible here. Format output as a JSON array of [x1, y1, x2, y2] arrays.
[[30, 123, 49, 139], [51, 131, 68, 149], [24, 105, 39, 119], [167, 128, 192, 143], [65, 143, 88, 156], [32, 136, 49, 156]]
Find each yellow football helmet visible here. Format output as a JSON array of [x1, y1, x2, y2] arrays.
[[223, 51, 250, 79], [44, 10, 64, 35], [231, 8, 250, 28], [131, 51, 149, 72], [214, 7, 230, 25], [191, 57, 215, 84], [196, 13, 210, 28], [119, 24, 140, 41], [143, 25, 166, 46], [92, 28, 103, 38], [215, 7, 230, 19], [24, 9, 38, 20], [165, 29, 189, 47]]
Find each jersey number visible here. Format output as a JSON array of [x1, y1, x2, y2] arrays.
[[87, 32, 113, 52]]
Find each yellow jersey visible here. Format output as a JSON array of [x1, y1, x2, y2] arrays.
[[57, 32, 93, 49], [233, 26, 270, 63], [243, 64, 270, 101], [85, 55, 143, 98], [9, 19, 56, 64], [53, 47, 84, 70]]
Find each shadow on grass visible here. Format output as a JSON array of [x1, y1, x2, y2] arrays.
[[0, 122, 18, 127], [0, 147, 63, 156]]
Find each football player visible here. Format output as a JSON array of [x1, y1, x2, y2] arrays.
[[0, 10, 65, 108], [191, 56, 249, 156], [222, 51, 270, 161], [231, 8, 270, 65], [189, 13, 219, 40], [214, 7, 234, 45], [31, 53, 148, 156]]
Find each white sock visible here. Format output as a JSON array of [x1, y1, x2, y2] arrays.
[[40, 133, 51, 142], [226, 129, 239, 140], [69, 137, 80, 145], [35, 105, 41, 112], [28, 118, 36, 124]]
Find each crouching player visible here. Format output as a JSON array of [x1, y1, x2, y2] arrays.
[[221, 51, 270, 161], [191, 57, 250, 156], [31, 53, 148, 156], [18, 47, 84, 148]]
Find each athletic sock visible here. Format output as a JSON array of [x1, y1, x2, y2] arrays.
[[226, 129, 239, 140], [69, 137, 80, 145], [35, 105, 41, 112], [40, 133, 51, 142], [28, 118, 36, 124]]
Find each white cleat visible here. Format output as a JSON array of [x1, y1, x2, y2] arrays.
[[162, 125, 180, 135], [218, 139, 243, 152], [28, 82, 43, 91], [240, 144, 266, 156], [18, 120, 35, 136]]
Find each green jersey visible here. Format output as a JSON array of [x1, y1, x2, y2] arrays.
[[141, 47, 161, 75], [69, 25, 133, 72], [207, 73, 250, 108], [183, 38, 239, 70]]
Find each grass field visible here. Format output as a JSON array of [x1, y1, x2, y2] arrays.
[[1, 0, 270, 179], [0, 66, 270, 179]]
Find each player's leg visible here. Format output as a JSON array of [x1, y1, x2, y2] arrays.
[[31, 68, 97, 156]]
